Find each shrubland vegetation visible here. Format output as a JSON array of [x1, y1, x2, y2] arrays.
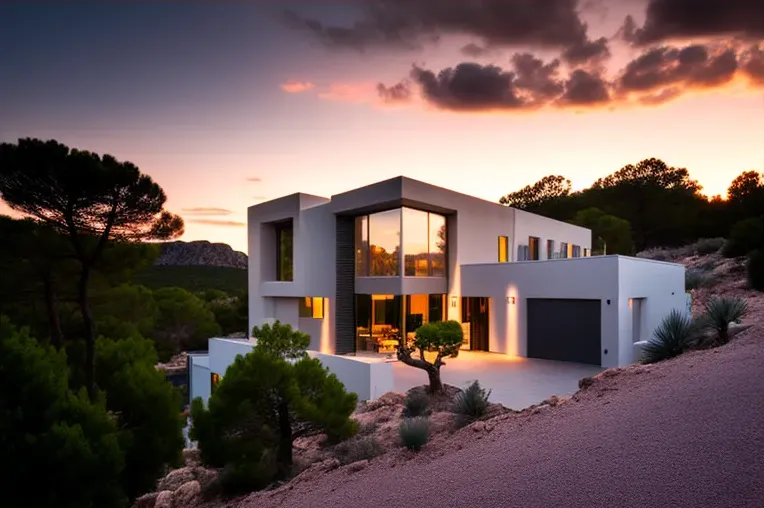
[[1, 137, 762, 504], [0, 139, 245, 506], [189, 321, 358, 495]]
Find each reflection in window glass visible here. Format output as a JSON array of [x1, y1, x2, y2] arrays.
[[403, 208, 429, 276], [369, 209, 401, 276], [355, 216, 369, 276], [429, 214, 447, 276]]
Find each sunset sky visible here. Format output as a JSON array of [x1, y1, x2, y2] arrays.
[[1, 1, 762, 253]]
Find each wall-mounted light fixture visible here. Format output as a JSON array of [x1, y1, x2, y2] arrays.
[[506, 296, 516, 305], [451, 296, 458, 308]]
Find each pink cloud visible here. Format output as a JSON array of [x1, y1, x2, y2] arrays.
[[280, 81, 315, 93], [317, 82, 379, 103]]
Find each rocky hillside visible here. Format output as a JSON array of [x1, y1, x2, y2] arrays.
[[154, 241, 247, 269]]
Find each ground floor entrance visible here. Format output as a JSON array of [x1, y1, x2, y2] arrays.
[[461, 297, 490, 351], [354, 294, 447, 354]]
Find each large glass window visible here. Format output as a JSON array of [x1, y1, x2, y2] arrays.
[[355, 294, 402, 353], [276, 221, 293, 281], [429, 214, 447, 276], [404, 208, 429, 276], [404, 294, 447, 344], [355, 208, 446, 277], [369, 209, 401, 276]]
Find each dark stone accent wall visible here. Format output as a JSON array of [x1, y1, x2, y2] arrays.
[[335, 216, 356, 354]]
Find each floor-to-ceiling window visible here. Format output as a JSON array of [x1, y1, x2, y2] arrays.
[[355, 293, 447, 354], [355, 294, 402, 353], [356, 207, 447, 277]]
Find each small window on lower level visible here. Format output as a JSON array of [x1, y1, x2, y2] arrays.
[[584, 247, 591, 257], [546, 239, 556, 259], [567, 243, 574, 259], [498, 236, 509, 263], [572, 245, 581, 258], [211, 373, 222, 393], [299, 297, 325, 319], [560, 242, 568, 258]]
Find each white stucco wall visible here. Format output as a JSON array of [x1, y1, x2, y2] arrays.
[[459, 256, 685, 368], [189, 354, 211, 406], [201, 338, 394, 401], [617, 257, 686, 365]]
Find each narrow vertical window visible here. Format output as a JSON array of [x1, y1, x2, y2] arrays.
[[546, 239, 555, 259], [560, 242, 568, 258], [498, 236, 509, 262], [276, 221, 293, 281], [529, 236, 540, 260], [567, 243, 574, 259]]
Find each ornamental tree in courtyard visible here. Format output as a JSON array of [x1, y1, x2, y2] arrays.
[[397, 320, 464, 393]]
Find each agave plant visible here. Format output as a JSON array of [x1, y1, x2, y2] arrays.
[[702, 296, 748, 345], [642, 310, 698, 364]]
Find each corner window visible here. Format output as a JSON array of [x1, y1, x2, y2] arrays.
[[498, 236, 509, 262], [299, 297, 325, 319], [529, 236, 540, 261], [275, 221, 293, 281]]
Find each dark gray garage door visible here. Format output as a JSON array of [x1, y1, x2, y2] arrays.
[[527, 298, 601, 366]]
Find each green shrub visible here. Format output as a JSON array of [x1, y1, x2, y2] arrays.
[[693, 237, 725, 255], [253, 320, 310, 360], [748, 249, 764, 291], [399, 417, 430, 451], [702, 296, 748, 345], [333, 435, 383, 464], [685, 268, 716, 290], [190, 349, 358, 495], [95, 337, 185, 501], [642, 310, 699, 363], [723, 217, 764, 258], [402, 391, 430, 417], [0, 317, 127, 508], [452, 381, 491, 424]]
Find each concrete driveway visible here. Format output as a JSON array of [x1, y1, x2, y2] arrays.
[[393, 351, 602, 409]]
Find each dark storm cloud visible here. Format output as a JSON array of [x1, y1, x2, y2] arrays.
[[376, 81, 412, 103], [741, 45, 764, 83], [560, 69, 611, 104], [285, 0, 609, 64], [617, 44, 739, 95], [402, 55, 610, 111], [461, 43, 493, 58], [622, 0, 764, 45], [562, 36, 611, 65]]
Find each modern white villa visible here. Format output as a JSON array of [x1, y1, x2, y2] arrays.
[[190, 176, 687, 403]]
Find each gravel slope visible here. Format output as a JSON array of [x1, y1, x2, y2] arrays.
[[234, 327, 764, 508]]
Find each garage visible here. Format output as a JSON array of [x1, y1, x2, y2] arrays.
[[527, 298, 602, 366]]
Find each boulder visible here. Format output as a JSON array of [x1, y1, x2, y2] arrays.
[[131, 492, 158, 508], [157, 467, 195, 492], [154, 491, 174, 508], [173, 480, 201, 507]]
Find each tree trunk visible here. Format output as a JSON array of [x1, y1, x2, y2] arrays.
[[276, 400, 293, 479], [77, 264, 96, 400], [42, 275, 63, 349], [427, 366, 443, 394]]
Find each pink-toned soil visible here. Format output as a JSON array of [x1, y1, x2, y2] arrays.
[[219, 324, 764, 508]]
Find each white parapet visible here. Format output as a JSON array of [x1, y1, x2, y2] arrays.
[[203, 338, 394, 402]]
